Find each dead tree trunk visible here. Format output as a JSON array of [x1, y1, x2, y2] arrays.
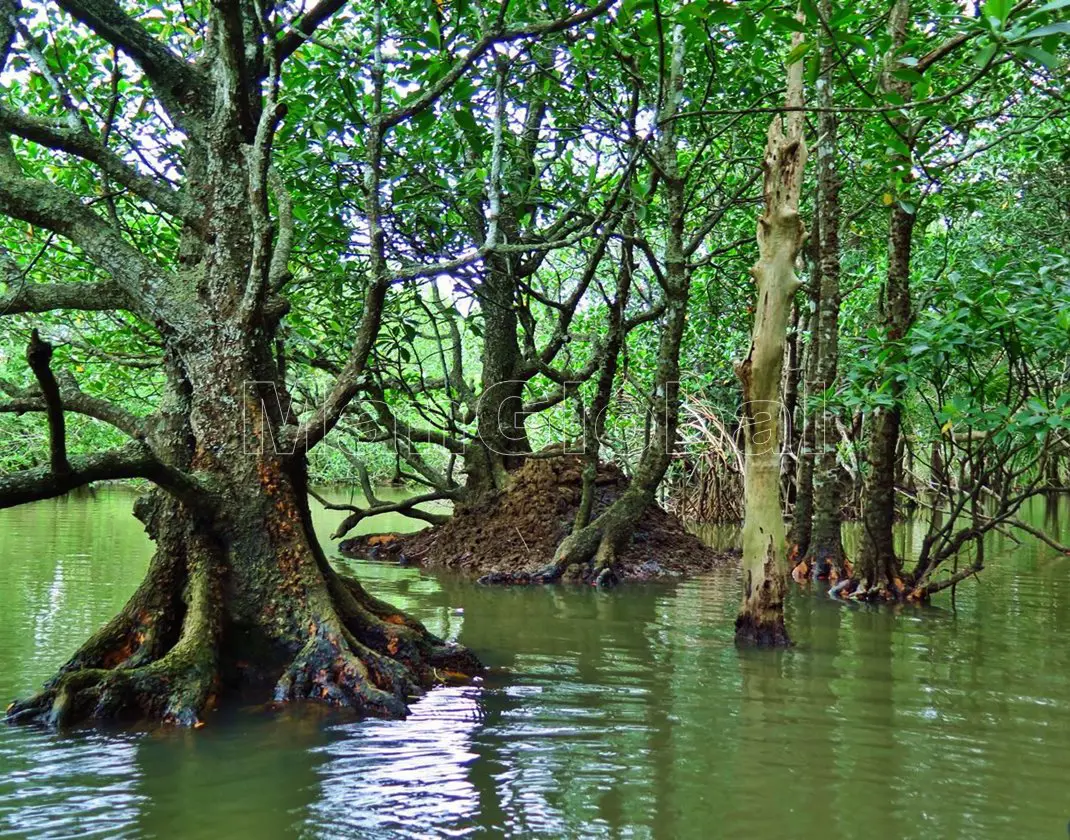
[[734, 30, 808, 647]]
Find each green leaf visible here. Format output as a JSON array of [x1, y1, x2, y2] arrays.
[[454, 108, 479, 135], [1017, 21, 1070, 40], [974, 43, 998, 67], [1015, 45, 1059, 66], [769, 14, 806, 33], [786, 40, 810, 64], [983, 0, 1012, 23], [892, 67, 924, 83], [739, 14, 757, 42]]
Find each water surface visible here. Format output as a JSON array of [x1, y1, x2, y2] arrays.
[[0, 488, 1068, 839]]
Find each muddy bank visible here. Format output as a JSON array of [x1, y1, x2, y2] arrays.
[[339, 455, 736, 582]]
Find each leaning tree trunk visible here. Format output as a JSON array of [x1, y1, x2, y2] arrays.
[[802, 3, 847, 580], [855, 0, 915, 595], [734, 33, 808, 646]]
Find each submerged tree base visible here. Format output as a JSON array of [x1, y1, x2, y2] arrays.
[[6, 493, 482, 730], [339, 455, 733, 585], [734, 612, 792, 647]]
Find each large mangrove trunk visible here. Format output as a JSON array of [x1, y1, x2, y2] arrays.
[[6, 344, 478, 728], [802, 3, 847, 580], [734, 31, 808, 647], [0, 0, 485, 727], [855, 0, 915, 592]]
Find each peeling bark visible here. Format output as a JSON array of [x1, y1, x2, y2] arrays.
[[734, 28, 808, 647]]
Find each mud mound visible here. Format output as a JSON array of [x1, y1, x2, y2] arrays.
[[339, 454, 736, 581]]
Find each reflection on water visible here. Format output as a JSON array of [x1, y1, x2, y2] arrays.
[[0, 488, 1069, 838]]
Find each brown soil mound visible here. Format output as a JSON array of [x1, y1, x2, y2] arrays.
[[339, 454, 736, 582]]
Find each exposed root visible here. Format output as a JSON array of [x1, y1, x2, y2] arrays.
[[7, 492, 482, 731], [272, 625, 410, 718], [6, 498, 221, 729], [6, 646, 217, 728], [826, 575, 913, 602], [477, 519, 623, 587]]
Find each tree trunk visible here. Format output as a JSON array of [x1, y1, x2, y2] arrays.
[[7, 351, 480, 728], [464, 256, 532, 502], [781, 304, 802, 506], [788, 236, 820, 563], [734, 33, 808, 647], [855, 0, 915, 594], [803, 5, 846, 580]]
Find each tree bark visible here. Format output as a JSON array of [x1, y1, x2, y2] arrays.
[[7, 349, 479, 728], [734, 30, 808, 647], [855, 0, 915, 593], [788, 231, 820, 562], [803, 1, 846, 580]]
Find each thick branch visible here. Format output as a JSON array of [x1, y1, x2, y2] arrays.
[[0, 279, 127, 315], [276, 0, 348, 62], [25, 329, 69, 475], [314, 488, 453, 539], [52, 0, 204, 115], [0, 371, 146, 439], [0, 441, 175, 508], [0, 105, 192, 220], [0, 174, 181, 326]]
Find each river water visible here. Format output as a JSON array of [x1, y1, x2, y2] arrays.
[[0, 488, 1068, 839]]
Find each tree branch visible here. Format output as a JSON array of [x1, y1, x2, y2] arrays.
[[0, 171, 182, 326], [0, 441, 171, 508], [0, 278, 128, 315], [52, 0, 204, 117], [0, 104, 193, 221], [25, 329, 69, 475], [0, 370, 146, 439], [276, 0, 348, 62]]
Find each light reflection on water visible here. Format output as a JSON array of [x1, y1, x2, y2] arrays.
[[0, 488, 1068, 838]]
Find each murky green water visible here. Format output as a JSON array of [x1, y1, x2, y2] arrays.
[[1, 488, 1068, 839]]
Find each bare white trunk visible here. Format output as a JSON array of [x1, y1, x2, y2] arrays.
[[734, 30, 808, 646]]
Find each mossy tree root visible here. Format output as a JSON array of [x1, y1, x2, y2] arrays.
[[7, 526, 482, 730], [6, 531, 221, 728]]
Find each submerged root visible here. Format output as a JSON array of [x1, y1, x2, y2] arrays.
[[828, 575, 912, 602], [734, 611, 792, 647]]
